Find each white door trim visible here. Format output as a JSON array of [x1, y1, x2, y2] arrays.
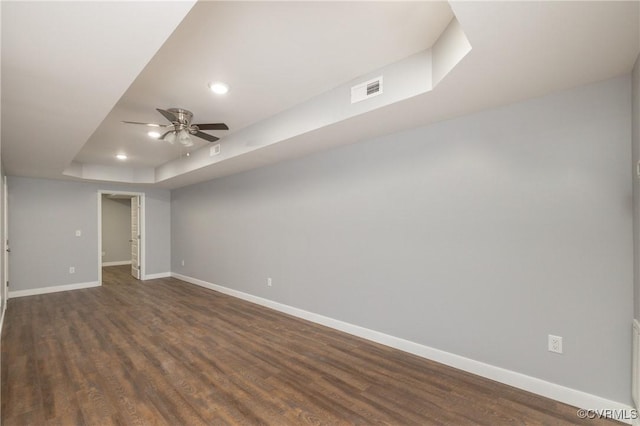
[[3, 176, 8, 314], [130, 195, 141, 280], [97, 190, 146, 285]]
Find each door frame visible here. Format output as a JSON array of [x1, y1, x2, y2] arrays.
[[130, 195, 141, 280], [97, 190, 146, 285], [2, 176, 7, 311]]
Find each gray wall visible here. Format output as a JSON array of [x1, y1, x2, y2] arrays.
[[172, 76, 633, 404], [8, 177, 171, 289], [633, 54, 640, 320], [101, 196, 131, 263]]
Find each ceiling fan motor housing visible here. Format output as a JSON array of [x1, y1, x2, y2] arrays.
[[167, 108, 194, 126]]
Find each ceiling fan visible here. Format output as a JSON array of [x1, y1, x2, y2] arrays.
[[122, 108, 228, 147]]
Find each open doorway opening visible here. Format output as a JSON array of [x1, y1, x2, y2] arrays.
[[98, 191, 145, 285]]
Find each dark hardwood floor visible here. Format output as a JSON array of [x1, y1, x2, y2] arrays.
[[1, 265, 622, 425]]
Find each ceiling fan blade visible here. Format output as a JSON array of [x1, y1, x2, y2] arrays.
[[194, 123, 229, 131], [156, 108, 178, 123], [193, 131, 219, 143], [121, 121, 168, 127]]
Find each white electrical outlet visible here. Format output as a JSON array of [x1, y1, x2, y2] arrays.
[[69, 266, 75, 274], [267, 277, 272, 287], [181, 260, 185, 266], [75, 230, 82, 237], [548, 335, 563, 354]]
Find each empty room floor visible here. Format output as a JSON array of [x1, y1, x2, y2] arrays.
[[1, 266, 622, 425]]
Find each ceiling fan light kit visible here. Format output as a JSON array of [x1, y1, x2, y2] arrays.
[[177, 129, 194, 147], [165, 132, 177, 145], [123, 108, 229, 148]]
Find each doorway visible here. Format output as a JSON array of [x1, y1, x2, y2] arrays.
[[98, 191, 145, 285]]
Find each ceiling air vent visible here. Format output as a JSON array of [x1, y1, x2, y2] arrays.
[[351, 76, 383, 104]]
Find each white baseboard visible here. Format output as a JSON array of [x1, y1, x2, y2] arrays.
[[143, 272, 171, 280], [172, 272, 636, 424], [8, 281, 100, 298], [102, 261, 132, 266]]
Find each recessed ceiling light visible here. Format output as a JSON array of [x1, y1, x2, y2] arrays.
[[208, 81, 229, 95], [116, 154, 127, 160], [148, 131, 161, 139]]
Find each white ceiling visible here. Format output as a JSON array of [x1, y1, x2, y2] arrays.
[[75, 1, 454, 169], [2, 1, 639, 189], [1, 1, 196, 179]]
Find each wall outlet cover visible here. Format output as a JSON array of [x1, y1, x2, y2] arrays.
[[548, 335, 563, 354]]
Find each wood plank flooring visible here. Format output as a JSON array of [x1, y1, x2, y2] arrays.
[[1, 266, 623, 425]]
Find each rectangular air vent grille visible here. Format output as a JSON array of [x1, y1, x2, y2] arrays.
[[351, 76, 383, 104], [367, 80, 380, 95]]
